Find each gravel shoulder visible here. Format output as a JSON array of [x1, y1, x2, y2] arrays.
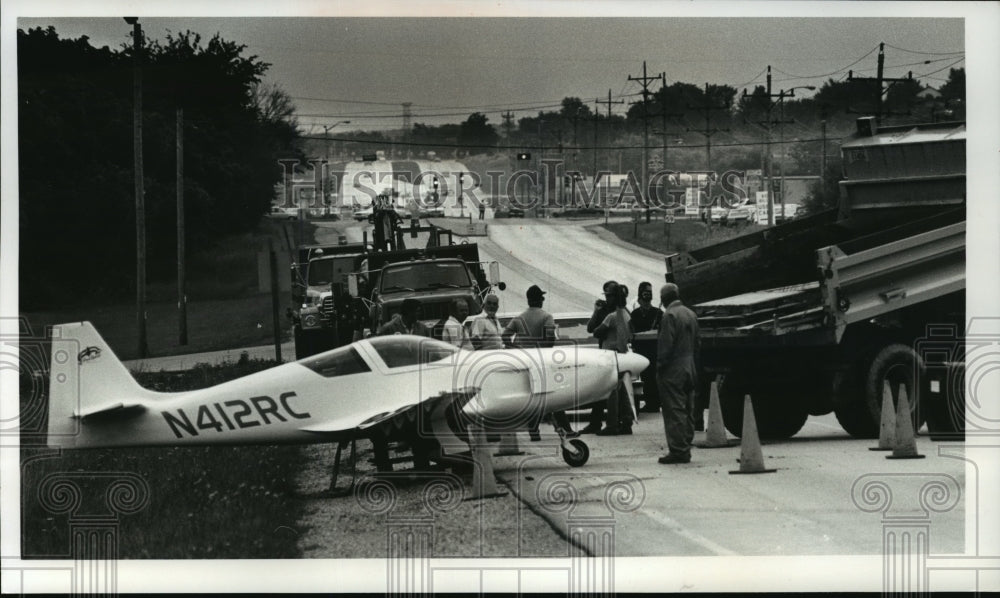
[[293, 440, 585, 558]]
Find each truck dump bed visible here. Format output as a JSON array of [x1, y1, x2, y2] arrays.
[[679, 120, 966, 349]]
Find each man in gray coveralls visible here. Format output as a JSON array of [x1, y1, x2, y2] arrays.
[[656, 283, 701, 464]]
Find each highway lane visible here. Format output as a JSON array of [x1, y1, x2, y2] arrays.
[[301, 216, 966, 568]]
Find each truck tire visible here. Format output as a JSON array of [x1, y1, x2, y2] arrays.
[[718, 374, 809, 440], [834, 343, 923, 439]]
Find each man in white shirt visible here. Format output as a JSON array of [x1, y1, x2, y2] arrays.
[[442, 298, 473, 350], [471, 294, 504, 350]]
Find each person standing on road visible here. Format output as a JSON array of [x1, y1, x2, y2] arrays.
[[376, 298, 432, 337], [592, 284, 635, 436], [471, 294, 504, 350], [502, 285, 576, 439], [630, 281, 662, 413], [579, 280, 621, 434], [442, 298, 474, 350], [656, 283, 701, 464]]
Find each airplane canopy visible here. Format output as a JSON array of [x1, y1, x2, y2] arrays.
[[366, 336, 459, 368]]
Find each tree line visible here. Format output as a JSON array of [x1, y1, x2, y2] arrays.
[[18, 26, 301, 307]]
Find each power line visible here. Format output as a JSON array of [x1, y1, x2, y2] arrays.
[[770, 45, 879, 81], [883, 43, 964, 56], [303, 133, 839, 151]]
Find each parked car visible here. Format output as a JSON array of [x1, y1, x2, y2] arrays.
[[726, 202, 758, 225], [268, 205, 298, 220], [709, 205, 728, 224], [494, 205, 525, 218]]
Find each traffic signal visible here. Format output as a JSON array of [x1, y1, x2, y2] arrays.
[[517, 153, 531, 160]]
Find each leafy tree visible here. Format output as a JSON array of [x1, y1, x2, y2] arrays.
[[801, 159, 844, 216], [939, 67, 965, 103], [18, 27, 299, 307], [457, 112, 498, 150]]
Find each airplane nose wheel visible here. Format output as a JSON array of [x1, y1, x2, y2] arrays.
[[561, 438, 590, 467]]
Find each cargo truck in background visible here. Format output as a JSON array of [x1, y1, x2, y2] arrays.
[[349, 243, 505, 336], [288, 241, 371, 359], [656, 117, 966, 440], [289, 209, 506, 358]]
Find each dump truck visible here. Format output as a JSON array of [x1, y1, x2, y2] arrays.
[[657, 117, 966, 439]]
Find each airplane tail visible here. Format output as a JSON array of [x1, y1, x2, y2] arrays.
[[47, 322, 160, 448]]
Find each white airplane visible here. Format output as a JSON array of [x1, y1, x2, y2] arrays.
[[46, 322, 649, 479]]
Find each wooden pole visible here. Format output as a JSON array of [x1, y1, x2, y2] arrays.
[[176, 107, 187, 345], [269, 238, 283, 362], [132, 21, 147, 358]]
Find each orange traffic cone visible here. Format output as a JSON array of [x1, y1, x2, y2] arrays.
[[886, 384, 925, 460], [869, 381, 897, 451], [696, 380, 738, 448], [729, 394, 776, 474]]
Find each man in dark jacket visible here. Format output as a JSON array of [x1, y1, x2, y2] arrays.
[[656, 283, 700, 464], [630, 281, 662, 413], [376, 298, 432, 337], [578, 280, 620, 434]]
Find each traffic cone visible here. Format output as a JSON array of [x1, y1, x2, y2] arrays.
[[886, 384, 925, 460], [494, 432, 524, 456], [465, 423, 508, 500], [696, 380, 738, 448], [869, 381, 897, 451], [729, 394, 776, 474]]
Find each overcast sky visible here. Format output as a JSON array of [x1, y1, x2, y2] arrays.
[[16, 13, 965, 132]]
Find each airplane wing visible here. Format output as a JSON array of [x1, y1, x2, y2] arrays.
[[299, 386, 479, 437], [75, 401, 148, 420]]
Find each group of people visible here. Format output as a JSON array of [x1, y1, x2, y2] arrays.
[[374, 280, 702, 465]]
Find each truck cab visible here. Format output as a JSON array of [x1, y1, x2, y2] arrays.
[[350, 244, 504, 335], [290, 242, 370, 358]]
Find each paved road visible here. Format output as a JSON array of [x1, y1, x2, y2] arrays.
[[125, 217, 968, 580], [296, 217, 966, 566]]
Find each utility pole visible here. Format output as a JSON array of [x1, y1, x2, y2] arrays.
[[820, 114, 828, 187], [176, 107, 187, 345], [596, 89, 624, 173], [687, 82, 731, 174], [655, 75, 684, 175], [628, 62, 664, 221], [501, 110, 515, 142], [743, 66, 790, 226], [591, 101, 600, 180], [848, 42, 913, 126], [125, 17, 147, 358]]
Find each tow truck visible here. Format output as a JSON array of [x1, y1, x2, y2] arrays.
[[654, 117, 966, 439]]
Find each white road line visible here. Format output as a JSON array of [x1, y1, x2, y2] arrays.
[[633, 504, 739, 556], [593, 475, 738, 557]]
